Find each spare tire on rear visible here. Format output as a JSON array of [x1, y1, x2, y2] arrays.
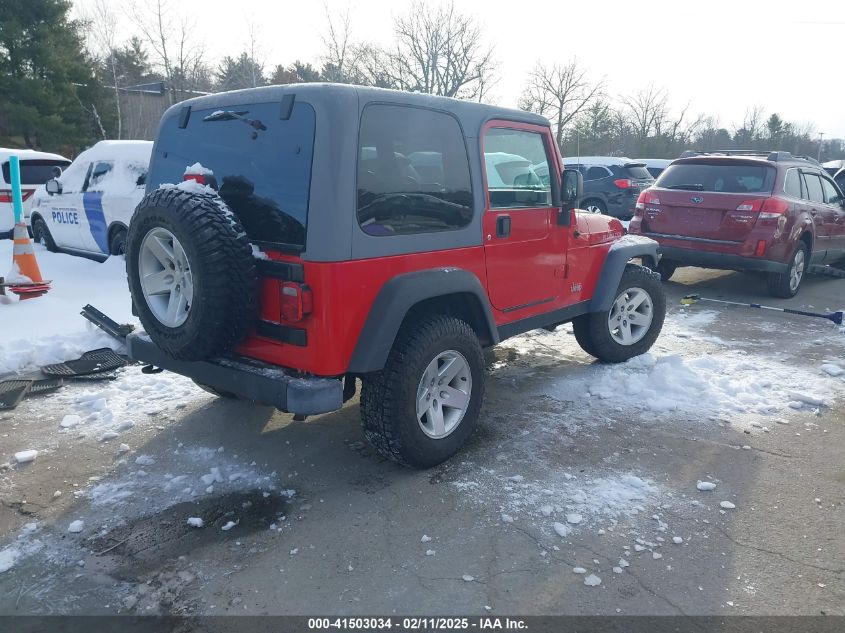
[[126, 186, 258, 361]]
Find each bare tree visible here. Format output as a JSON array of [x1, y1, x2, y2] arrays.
[[130, 0, 207, 103], [621, 84, 669, 140], [321, 4, 354, 83], [519, 59, 604, 148], [387, 1, 496, 100], [84, 0, 122, 138], [245, 19, 265, 88]]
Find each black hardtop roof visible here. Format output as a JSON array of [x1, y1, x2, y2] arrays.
[[162, 83, 549, 134]]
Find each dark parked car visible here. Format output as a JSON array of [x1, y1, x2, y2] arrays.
[[636, 158, 672, 179], [629, 151, 845, 297], [563, 156, 654, 219]]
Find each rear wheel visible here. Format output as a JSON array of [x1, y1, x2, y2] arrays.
[[360, 315, 484, 468], [582, 199, 606, 215], [573, 264, 666, 363], [767, 242, 807, 298], [109, 227, 127, 256], [31, 216, 57, 252]]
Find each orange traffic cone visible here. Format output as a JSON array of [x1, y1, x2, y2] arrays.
[[10, 221, 50, 299]]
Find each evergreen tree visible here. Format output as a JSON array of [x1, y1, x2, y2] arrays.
[[0, 0, 111, 150]]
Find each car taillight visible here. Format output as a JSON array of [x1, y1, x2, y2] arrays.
[[614, 179, 636, 189], [184, 173, 206, 185], [754, 240, 767, 256], [280, 282, 313, 323], [758, 197, 789, 219], [0, 189, 34, 203], [634, 190, 659, 214]]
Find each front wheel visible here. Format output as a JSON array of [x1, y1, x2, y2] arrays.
[[31, 216, 57, 252], [767, 242, 807, 298], [573, 264, 666, 363], [360, 315, 485, 468], [109, 227, 127, 256], [581, 199, 607, 215]]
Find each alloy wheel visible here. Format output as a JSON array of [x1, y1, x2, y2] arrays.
[[416, 350, 472, 439], [139, 227, 194, 327], [607, 287, 654, 345]]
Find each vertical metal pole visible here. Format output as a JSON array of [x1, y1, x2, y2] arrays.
[[9, 155, 24, 224]]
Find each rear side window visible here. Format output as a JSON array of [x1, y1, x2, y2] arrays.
[[784, 168, 803, 198], [586, 166, 610, 181], [657, 163, 775, 193], [802, 173, 825, 203], [820, 176, 843, 205], [357, 104, 472, 236], [149, 100, 315, 248], [484, 128, 552, 208], [624, 164, 652, 180], [2, 159, 71, 185]]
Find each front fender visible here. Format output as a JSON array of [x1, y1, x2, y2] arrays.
[[590, 236, 660, 312]]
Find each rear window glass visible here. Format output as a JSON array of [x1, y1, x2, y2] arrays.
[[624, 164, 652, 180], [148, 100, 315, 248], [2, 159, 71, 185], [657, 162, 775, 193], [357, 104, 472, 236], [784, 169, 802, 198]]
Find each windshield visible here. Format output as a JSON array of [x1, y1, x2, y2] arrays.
[[657, 162, 775, 193], [148, 100, 315, 248]]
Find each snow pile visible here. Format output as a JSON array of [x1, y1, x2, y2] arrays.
[[453, 469, 660, 535], [0, 241, 133, 374], [554, 351, 835, 416]]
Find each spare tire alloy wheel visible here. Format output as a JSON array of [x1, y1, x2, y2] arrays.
[[607, 287, 653, 345], [139, 227, 194, 328], [416, 350, 472, 439]]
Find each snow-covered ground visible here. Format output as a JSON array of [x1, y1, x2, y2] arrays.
[[1, 240, 134, 374]]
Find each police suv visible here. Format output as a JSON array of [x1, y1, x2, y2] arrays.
[[29, 141, 152, 258]]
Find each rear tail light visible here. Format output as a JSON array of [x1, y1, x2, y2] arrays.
[[634, 190, 659, 214], [614, 179, 636, 189], [758, 197, 789, 219], [754, 240, 767, 256], [183, 173, 206, 185], [280, 282, 313, 323], [0, 189, 34, 203]]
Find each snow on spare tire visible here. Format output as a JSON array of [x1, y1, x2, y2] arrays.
[[126, 183, 258, 361]]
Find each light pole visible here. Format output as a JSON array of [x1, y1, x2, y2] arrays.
[[818, 132, 825, 162]]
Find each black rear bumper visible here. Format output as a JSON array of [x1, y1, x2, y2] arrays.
[[657, 246, 788, 273], [126, 334, 343, 415]]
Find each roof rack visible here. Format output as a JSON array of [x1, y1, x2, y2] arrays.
[[678, 150, 821, 165]]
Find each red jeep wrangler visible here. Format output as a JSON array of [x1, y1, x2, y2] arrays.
[[124, 84, 666, 467]]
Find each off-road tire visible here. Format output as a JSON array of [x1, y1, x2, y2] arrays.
[[572, 264, 666, 363], [109, 226, 127, 256], [126, 187, 258, 361], [767, 242, 807, 298], [649, 258, 678, 282], [360, 315, 485, 469], [31, 216, 57, 252]]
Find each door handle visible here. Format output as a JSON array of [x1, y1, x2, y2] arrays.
[[496, 215, 511, 238]]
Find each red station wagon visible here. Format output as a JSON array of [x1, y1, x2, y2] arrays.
[[629, 151, 845, 297]]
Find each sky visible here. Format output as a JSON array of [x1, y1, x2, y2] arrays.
[[73, 0, 845, 138]]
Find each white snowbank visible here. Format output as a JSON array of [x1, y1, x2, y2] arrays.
[[0, 241, 133, 374]]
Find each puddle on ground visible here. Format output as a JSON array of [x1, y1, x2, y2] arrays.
[[85, 489, 289, 580]]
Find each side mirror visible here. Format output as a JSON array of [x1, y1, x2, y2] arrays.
[[557, 168, 583, 225], [45, 178, 62, 195], [561, 169, 583, 207]]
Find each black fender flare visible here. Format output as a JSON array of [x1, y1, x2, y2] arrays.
[[590, 236, 661, 312], [347, 268, 498, 374]]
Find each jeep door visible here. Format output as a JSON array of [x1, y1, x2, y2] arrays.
[[481, 123, 565, 312]]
